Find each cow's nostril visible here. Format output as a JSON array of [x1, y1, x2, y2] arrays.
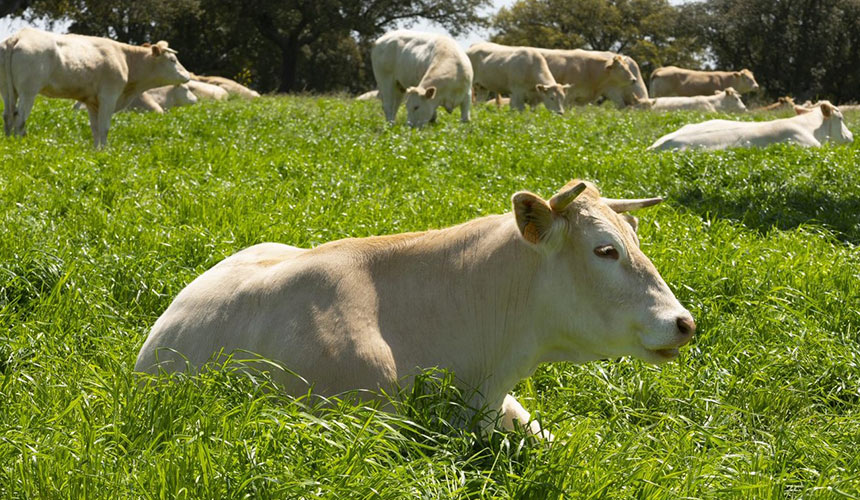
[[676, 316, 696, 336]]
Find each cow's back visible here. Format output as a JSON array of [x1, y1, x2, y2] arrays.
[[372, 30, 438, 89], [469, 43, 551, 92], [9, 28, 125, 101], [135, 241, 409, 395]]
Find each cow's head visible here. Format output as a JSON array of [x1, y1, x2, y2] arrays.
[[170, 84, 198, 107], [144, 41, 191, 86], [512, 180, 695, 364], [716, 87, 746, 112], [733, 69, 759, 93], [606, 55, 637, 87], [816, 101, 854, 144], [404, 86, 438, 127], [535, 83, 569, 115]]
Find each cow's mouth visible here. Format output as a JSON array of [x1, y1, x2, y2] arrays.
[[651, 347, 679, 359]]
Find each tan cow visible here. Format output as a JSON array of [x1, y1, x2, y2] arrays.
[[1, 28, 190, 147], [648, 101, 853, 150], [136, 180, 696, 440], [753, 96, 795, 112], [650, 66, 759, 97], [467, 42, 568, 114], [190, 74, 260, 99], [537, 49, 637, 107]]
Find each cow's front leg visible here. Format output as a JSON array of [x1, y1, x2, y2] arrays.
[[499, 393, 554, 441], [94, 91, 120, 148], [460, 93, 471, 122], [509, 92, 526, 112]]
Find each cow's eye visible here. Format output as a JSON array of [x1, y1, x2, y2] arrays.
[[594, 245, 619, 260]]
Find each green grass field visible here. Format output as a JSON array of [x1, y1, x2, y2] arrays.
[[1, 97, 859, 498]]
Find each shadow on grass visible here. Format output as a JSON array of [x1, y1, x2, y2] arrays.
[[673, 183, 860, 244]]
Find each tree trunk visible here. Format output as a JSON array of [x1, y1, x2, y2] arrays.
[[278, 39, 300, 93]]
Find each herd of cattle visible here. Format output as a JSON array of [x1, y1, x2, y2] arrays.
[[0, 26, 854, 439], [364, 30, 855, 149]]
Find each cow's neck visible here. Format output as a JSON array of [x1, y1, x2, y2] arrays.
[[363, 213, 550, 399], [123, 48, 160, 95]]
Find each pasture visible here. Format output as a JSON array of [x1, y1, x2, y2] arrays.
[[1, 96, 859, 498]]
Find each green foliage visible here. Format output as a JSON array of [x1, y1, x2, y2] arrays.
[[17, 0, 490, 93], [691, 0, 860, 102], [491, 0, 706, 78], [0, 96, 859, 497]]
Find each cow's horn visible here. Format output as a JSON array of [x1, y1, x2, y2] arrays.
[[601, 197, 664, 212], [549, 182, 587, 212]]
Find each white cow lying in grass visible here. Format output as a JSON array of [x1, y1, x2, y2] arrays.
[[371, 30, 473, 127], [136, 180, 696, 439], [648, 101, 853, 151], [638, 88, 747, 113], [186, 80, 228, 101]]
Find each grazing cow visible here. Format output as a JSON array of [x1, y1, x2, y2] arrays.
[[136, 180, 696, 439], [467, 42, 568, 114], [186, 80, 229, 101], [753, 96, 795, 112], [536, 48, 637, 107], [372, 30, 473, 127], [650, 66, 759, 97], [191, 74, 259, 98], [0, 28, 189, 147], [639, 88, 747, 113], [356, 90, 380, 101], [648, 101, 853, 151]]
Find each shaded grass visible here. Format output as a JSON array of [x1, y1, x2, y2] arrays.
[[0, 97, 859, 498]]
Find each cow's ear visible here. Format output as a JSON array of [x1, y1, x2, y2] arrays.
[[151, 44, 164, 56], [733, 71, 741, 77], [535, 84, 548, 93], [512, 191, 554, 245], [424, 86, 436, 99], [821, 102, 834, 117]]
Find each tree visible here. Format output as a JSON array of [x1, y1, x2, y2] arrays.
[[12, 0, 489, 93], [491, 0, 706, 77], [693, 0, 860, 102]]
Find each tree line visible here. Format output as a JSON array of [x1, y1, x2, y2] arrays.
[[3, 0, 859, 102]]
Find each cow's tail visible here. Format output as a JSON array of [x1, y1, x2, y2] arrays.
[[1, 36, 17, 135]]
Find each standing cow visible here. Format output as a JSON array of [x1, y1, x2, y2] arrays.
[[136, 180, 696, 439], [371, 30, 473, 127], [0, 28, 190, 147], [650, 66, 759, 98], [539, 49, 641, 108], [467, 42, 569, 114]]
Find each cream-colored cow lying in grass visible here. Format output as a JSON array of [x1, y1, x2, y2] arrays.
[[136, 180, 696, 439], [648, 101, 853, 151], [638, 88, 747, 113]]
